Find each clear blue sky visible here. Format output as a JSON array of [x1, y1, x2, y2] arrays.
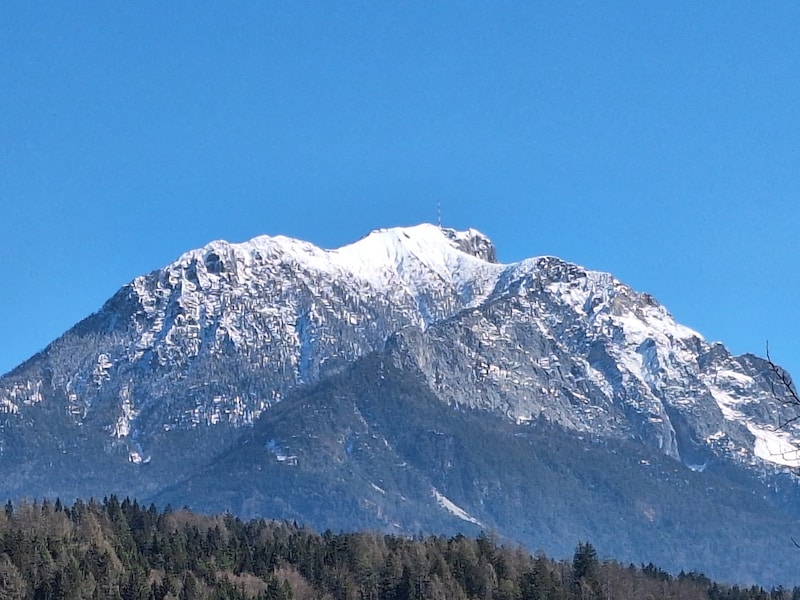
[[2, 2, 799, 378]]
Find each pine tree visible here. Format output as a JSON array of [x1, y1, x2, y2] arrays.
[[572, 542, 600, 599], [572, 542, 598, 581]]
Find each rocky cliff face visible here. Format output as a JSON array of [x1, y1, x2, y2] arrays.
[[0, 226, 498, 456], [389, 254, 800, 472], [1, 224, 798, 470], [1, 224, 799, 584]]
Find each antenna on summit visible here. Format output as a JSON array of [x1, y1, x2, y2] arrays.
[[437, 200, 442, 229]]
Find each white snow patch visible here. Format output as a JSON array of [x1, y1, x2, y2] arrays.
[[616, 348, 645, 382], [431, 488, 483, 527], [713, 369, 754, 386], [585, 364, 614, 397], [330, 224, 502, 314], [113, 387, 137, 438], [0, 395, 19, 414], [128, 450, 151, 464], [708, 387, 745, 421], [709, 386, 800, 468], [370, 483, 386, 495], [747, 423, 800, 468], [93, 354, 113, 384]]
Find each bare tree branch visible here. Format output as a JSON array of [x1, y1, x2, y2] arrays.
[[766, 342, 800, 430]]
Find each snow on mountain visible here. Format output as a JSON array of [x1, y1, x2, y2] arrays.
[[432, 488, 484, 527], [0, 223, 798, 474], [384, 241, 800, 472]]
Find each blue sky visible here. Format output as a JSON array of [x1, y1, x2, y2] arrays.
[[2, 2, 799, 378]]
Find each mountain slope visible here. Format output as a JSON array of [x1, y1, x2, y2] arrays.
[[3, 224, 797, 471], [1, 224, 799, 584], [155, 353, 800, 585]]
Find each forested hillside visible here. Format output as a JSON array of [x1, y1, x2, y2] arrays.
[[5, 226, 800, 585], [0, 497, 795, 600]]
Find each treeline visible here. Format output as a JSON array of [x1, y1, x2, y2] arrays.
[[0, 496, 796, 600]]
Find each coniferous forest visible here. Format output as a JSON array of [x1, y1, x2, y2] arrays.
[[0, 497, 796, 600]]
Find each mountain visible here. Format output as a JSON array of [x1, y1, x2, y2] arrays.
[[1, 223, 799, 585]]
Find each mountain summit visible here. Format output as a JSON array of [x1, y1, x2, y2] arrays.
[[1, 224, 799, 584]]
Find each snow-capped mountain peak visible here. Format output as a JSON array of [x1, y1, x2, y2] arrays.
[[1, 224, 798, 476], [332, 224, 499, 289], [161, 224, 501, 306], [2, 223, 799, 586]]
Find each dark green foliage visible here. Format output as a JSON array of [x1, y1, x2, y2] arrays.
[[571, 541, 600, 598], [572, 542, 598, 581], [0, 498, 796, 600], [144, 355, 800, 587], [5, 351, 800, 586]]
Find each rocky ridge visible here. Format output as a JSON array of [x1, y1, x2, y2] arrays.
[[2, 223, 796, 473]]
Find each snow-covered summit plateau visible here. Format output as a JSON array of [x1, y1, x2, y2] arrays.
[[1, 223, 798, 472]]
